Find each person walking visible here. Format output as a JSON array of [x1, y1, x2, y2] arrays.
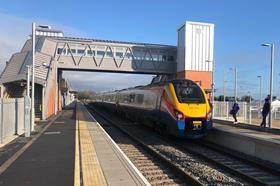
[[230, 101, 240, 124], [260, 97, 270, 128]]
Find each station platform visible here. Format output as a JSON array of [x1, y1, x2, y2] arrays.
[[206, 120, 280, 165], [76, 103, 149, 186], [0, 102, 149, 186]]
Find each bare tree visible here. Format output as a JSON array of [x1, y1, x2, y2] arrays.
[[77, 90, 95, 101]]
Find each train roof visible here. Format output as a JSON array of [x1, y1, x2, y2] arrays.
[[94, 79, 199, 96]]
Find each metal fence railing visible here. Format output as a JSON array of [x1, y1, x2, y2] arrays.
[[0, 98, 26, 144], [214, 101, 280, 129]]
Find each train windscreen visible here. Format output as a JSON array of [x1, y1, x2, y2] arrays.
[[173, 81, 205, 103]]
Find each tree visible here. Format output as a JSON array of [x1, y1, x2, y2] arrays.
[[241, 95, 254, 102], [77, 90, 95, 101], [215, 95, 231, 101]]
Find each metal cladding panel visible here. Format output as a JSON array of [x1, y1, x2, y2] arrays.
[[177, 21, 214, 72], [177, 25, 186, 72]]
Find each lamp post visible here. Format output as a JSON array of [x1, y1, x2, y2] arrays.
[[26, 66, 31, 97], [31, 23, 35, 132], [261, 43, 275, 128], [24, 65, 31, 137], [206, 59, 215, 118], [257, 75, 262, 109], [230, 67, 237, 101], [247, 91, 252, 124], [278, 73, 280, 99], [223, 69, 230, 103], [223, 79, 227, 103]]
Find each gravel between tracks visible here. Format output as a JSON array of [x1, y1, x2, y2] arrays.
[[125, 126, 245, 185]]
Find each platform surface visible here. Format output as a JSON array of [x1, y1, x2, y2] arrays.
[[0, 108, 76, 186], [206, 122, 280, 165], [213, 123, 280, 143], [0, 102, 149, 186], [76, 103, 149, 186]]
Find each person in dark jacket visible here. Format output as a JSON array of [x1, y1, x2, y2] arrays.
[[260, 97, 270, 128], [231, 102, 240, 124]]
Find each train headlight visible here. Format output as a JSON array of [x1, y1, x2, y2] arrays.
[[175, 111, 184, 120], [207, 112, 212, 121]]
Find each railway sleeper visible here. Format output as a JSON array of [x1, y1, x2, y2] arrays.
[[151, 179, 185, 186], [138, 166, 162, 172], [142, 169, 169, 176], [144, 173, 177, 181]]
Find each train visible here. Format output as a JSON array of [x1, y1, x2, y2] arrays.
[[91, 78, 212, 139]]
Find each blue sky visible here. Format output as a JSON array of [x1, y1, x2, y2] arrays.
[[1, 0, 280, 98]]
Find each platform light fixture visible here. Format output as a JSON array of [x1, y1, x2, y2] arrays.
[[206, 59, 215, 118], [257, 75, 262, 109], [261, 43, 275, 128], [229, 67, 237, 101], [223, 69, 230, 104]]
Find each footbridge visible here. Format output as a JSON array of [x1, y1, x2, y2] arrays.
[[55, 37, 177, 74]]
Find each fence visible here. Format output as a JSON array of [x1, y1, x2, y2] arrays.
[[214, 101, 280, 129], [0, 98, 26, 144]]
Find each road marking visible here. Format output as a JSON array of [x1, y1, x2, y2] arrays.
[[74, 107, 81, 186], [44, 131, 61, 135], [0, 113, 61, 176]]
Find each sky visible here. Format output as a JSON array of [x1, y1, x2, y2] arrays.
[[1, 0, 280, 99]]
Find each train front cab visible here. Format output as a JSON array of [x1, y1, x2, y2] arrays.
[[162, 80, 212, 139]]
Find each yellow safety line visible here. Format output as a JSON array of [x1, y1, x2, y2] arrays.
[[78, 105, 107, 186], [74, 108, 81, 186]]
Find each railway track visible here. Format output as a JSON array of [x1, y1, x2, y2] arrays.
[[171, 140, 280, 185], [87, 106, 201, 185], [87, 104, 246, 185]]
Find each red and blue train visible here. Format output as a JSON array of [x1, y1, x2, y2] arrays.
[[91, 79, 212, 139]]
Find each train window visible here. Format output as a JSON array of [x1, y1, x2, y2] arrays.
[[173, 81, 205, 103], [125, 94, 130, 103], [129, 94, 135, 103], [136, 94, 144, 104]]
